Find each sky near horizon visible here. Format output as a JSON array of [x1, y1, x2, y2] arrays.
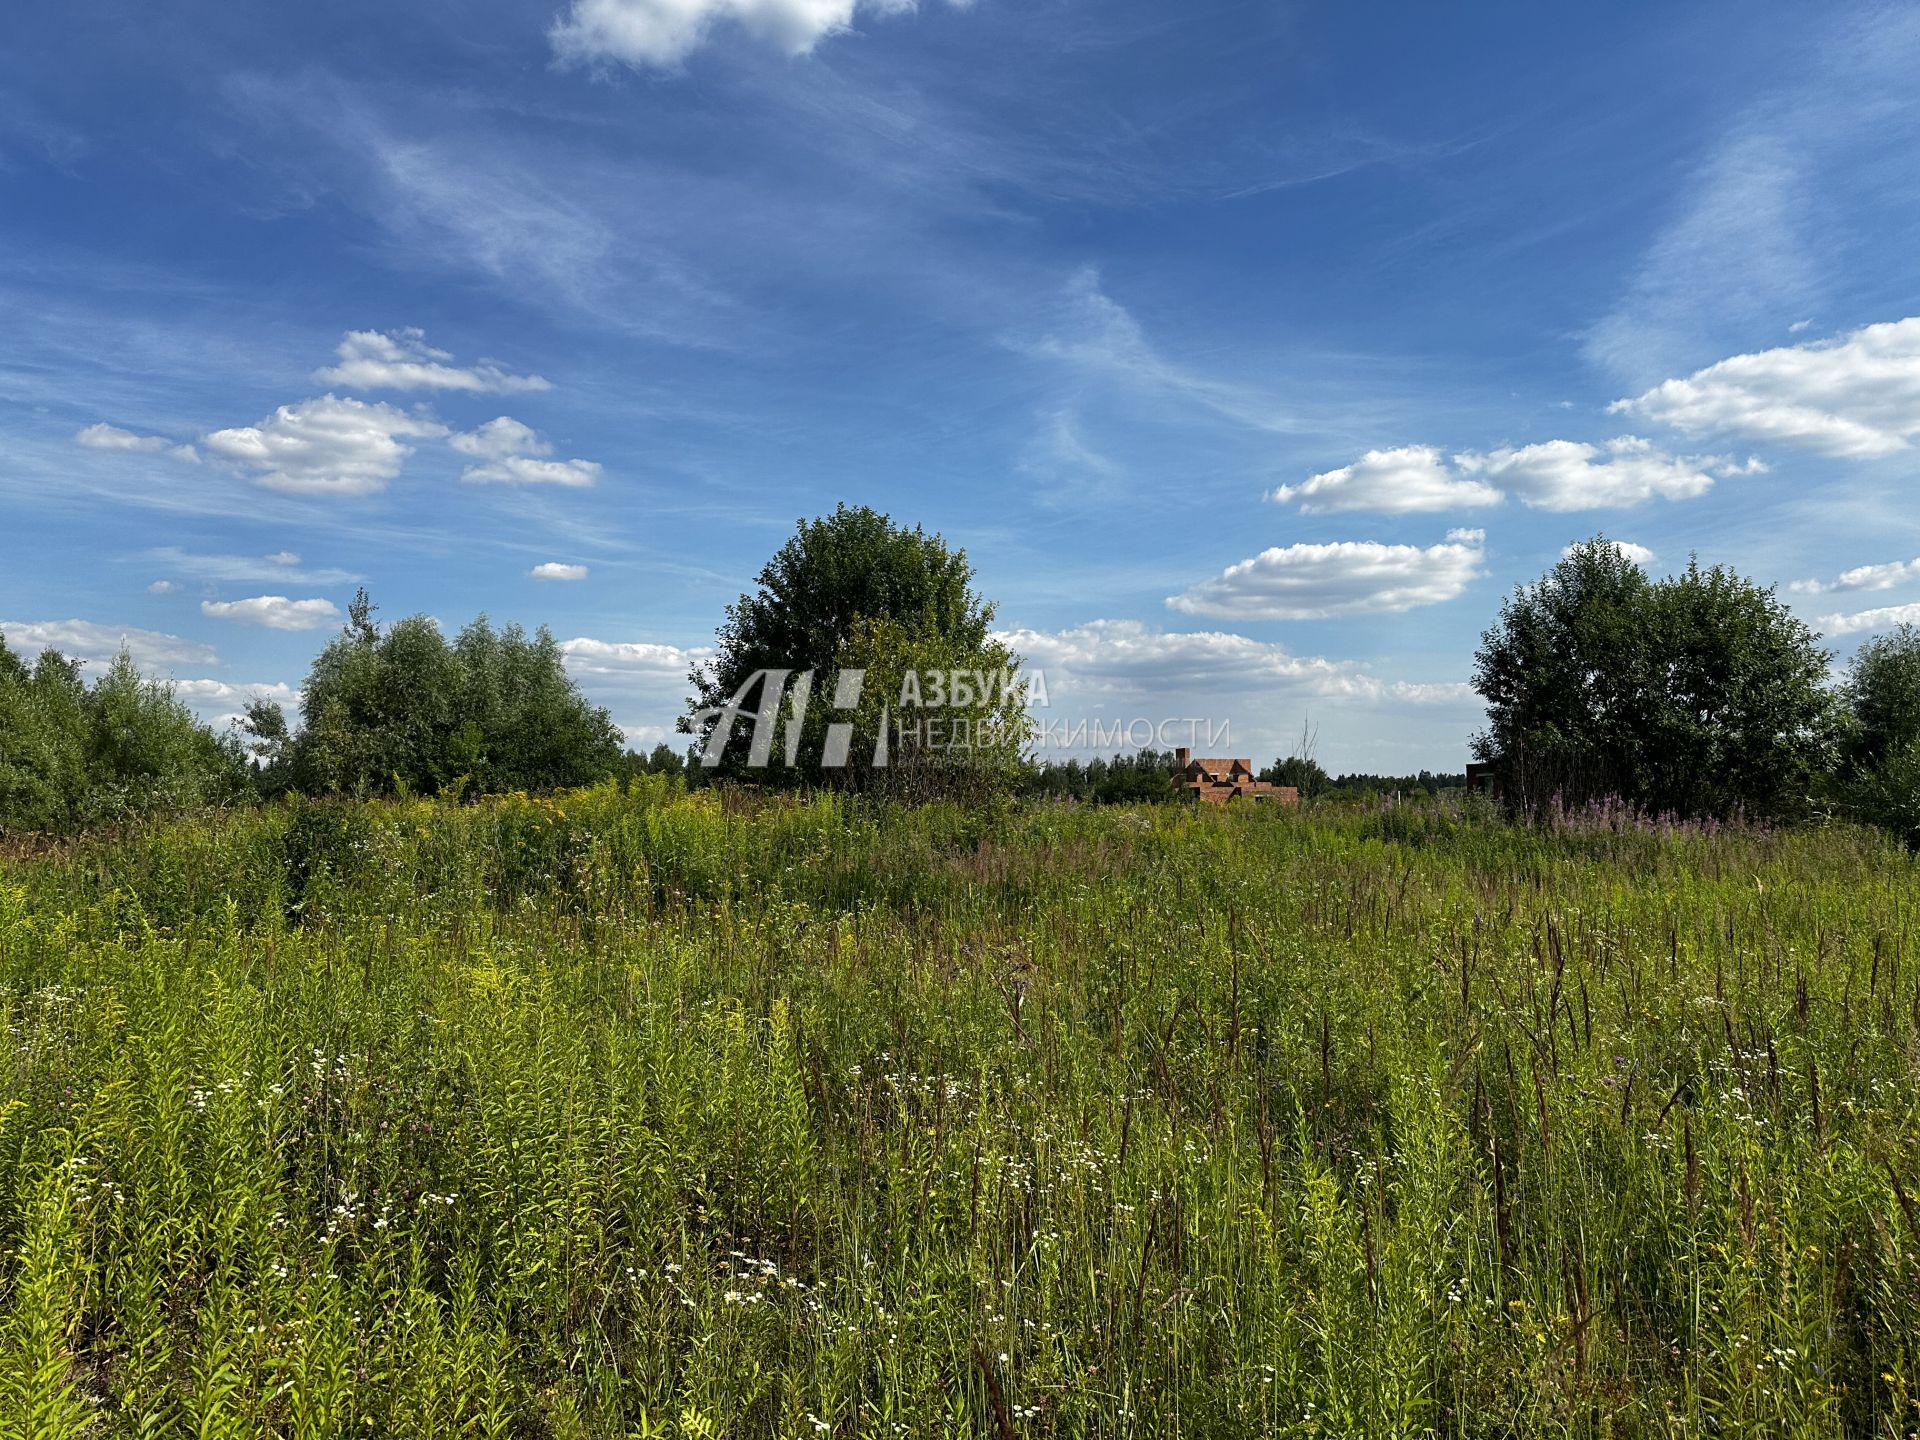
[[4, 0, 1920, 771]]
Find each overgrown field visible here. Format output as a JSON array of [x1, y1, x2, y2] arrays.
[[3, 786, 1919, 1437]]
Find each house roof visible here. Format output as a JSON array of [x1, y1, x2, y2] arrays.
[[1186, 757, 1253, 778]]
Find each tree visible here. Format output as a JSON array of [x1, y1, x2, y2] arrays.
[[686, 505, 1029, 796], [1838, 624, 1920, 844], [1262, 720, 1331, 799], [0, 633, 247, 832], [1473, 539, 1834, 819], [279, 591, 624, 798]]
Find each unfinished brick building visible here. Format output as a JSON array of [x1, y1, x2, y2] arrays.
[[1172, 748, 1300, 805]]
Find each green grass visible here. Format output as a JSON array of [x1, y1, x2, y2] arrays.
[[2, 784, 1918, 1437]]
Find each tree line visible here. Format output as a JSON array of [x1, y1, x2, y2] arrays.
[[3, 517, 1917, 841]]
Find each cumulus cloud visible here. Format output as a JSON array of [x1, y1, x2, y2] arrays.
[[1818, 601, 1920, 637], [1272, 437, 1745, 513], [1790, 557, 1920, 596], [314, 328, 551, 394], [172, 679, 302, 728], [997, 619, 1475, 705], [530, 562, 589, 581], [1167, 531, 1487, 621], [451, 416, 602, 487], [0, 618, 217, 668], [1460, 437, 1731, 510], [203, 396, 448, 497], [148, 580, 178, 594], [1564, 540, 1657, 567], [77, 422, 165, 452], [560, 636, 709, 740], [200, 596, 342, 631], [75, 422, 199, 463], [551, 0, 948, 69], [1271, 445, 1502, 513], [1613, 316, 1920, 458], [560, 637, 706, 681]]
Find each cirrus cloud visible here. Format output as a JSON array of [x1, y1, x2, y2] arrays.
[[1167, 531, 1487, 621]]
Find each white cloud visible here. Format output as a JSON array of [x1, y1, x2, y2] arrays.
[[1271, 445, 1502, 513], [451, 416, 601, 487], [1614, 317, 1920, 458], [148, 580, 177, 594], [313, 328, 551, 394], [530, 562, 589, 581], [75, 422, 200, 463], [1461, 437, 1732, 510], [1790, 557, 1920, 596], [997, 619, 1475, 705], [172, 679, 302, 728], [1272, 437, 1741, 514], [76, 422, 166, 452], [616, 724, 679, 750], [0, 619, 217, 668], [1818, 601, 1920, 637], [559, 637, 705, 681], [1018, 269, 1292, 434], [200, 596, 342, 631], [1167, 531, 1487, 621], [1018, 407, 1124, 486], [1585, 133, 1818, 389], [551, 0, 943, 69], [560, 637, 708, 740], [146, 548, 360, 585], [1564, 540, 1657, 567], [203, 395, 448, 497]]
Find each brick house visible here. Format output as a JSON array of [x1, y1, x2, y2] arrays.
[[1173, 748, 1300, 805]]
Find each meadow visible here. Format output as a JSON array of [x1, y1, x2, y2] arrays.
[[2, 784, 1918, 1438]]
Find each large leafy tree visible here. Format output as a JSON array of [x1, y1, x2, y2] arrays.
[[264, 591, 624, 798], [1837, 623, 1920, 844], [686, 504, 1028, 794], [1473, 539, 1834, 819]]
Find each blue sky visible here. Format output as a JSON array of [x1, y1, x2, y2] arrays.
[[4, 0, 1919, 770]]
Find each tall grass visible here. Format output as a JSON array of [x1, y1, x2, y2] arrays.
[[1, 785, 1917, 1437]]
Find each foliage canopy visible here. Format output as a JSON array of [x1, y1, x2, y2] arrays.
[[687, 505, 1028, 796], [256, 591, 624, 799], [1472, 539, 1834, 818]]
